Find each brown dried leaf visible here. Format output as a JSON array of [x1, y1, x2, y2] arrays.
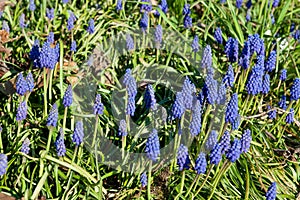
[[0, 30, 9, 43], [0, 1, 14, 12], [0, 193, 15, 200]]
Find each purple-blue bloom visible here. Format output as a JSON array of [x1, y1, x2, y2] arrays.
[[21, 138, 30, 155], [225, 93, 238, 124], [171, 92, 185, 120], [278, 95, 287, 110], [46, 8, 55, 20], [183, 4, 191, 15], [226, 138, 242, 162], [210, 143, 222, 165], [223, 65, 234, 88], [47, 32, 55, 44], [67, 11, 76, 31], [71, 40, 76, 52], [266, 182, 277, 200], [16, 73, 28, 96], [205, 130, 218, 152], [116, 0, 122, 11], [29, 0, 36, 11], [286, 108, 294, 124], [217, 83, 226, 105], [225, 37, 239, 63], [140, 0, 152, 12], [279, 69, 287, 81], [236, 0, 243, 9], [267, 105, 276, 120], [232, 114, 241, 130], [214, 27, 223, 44], [47, 103, 58, 127], [19, 13, 26, 29], [183, 14, 192, 29], [181, 77, 195, 110], [195, 152, 207, 174], [26, 72, 34, 92], [203, 74, 218, 105], [154, 25, 163, 48], [118, 119, 127, 137], [177, 144, 190, 170], [16, 101, 27, 121], [145, 129, 160, 162], [240, 129, 251, 153], [0, 154, 8, 176], [246, 0, 252, 8], [190, 98, 202, 136], [191, 35, 199, 52], [87, 19, 95, 34], [201, 44, 212, 69], [239, 40, 250, 69], [126, 34, 134, 51], [262, 73, 270, 94], [94, 94, 104, 115], [55, 128, 66, 157], [140, 12, 148, 32], [246, 65, 264, 95], [290, 78, 300, 101], [144, 84, 157, 110], [219, 131, 230, 154], [265, 51, 276, 72], [63, 85, 73, 108], [140, 172, 147, 187], [2, 21, 9, 33], [72, 121, 84, 146]]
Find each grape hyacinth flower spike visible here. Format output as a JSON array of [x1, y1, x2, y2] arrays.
[[63, 85, 73, 108], [55, 128, 66, 157], [154, 25, 163, 48], [71, 41, 76, 52], [240, 129, 251, 153], [210, 143, 222, 165], [189, 98, 202, 136], [223, 65, 234, 88], [267, 105, 276, 120], [225, 93, 238, 124], [191, 35, 199, 52], [67, 11, 76, 31], [266, 182, 277, 200], [126, 34, 134, 51], [19, 13, 26, 29], [21, 138, 30, 155], [140, 172, 147, 187], [140, 12, 148, 32], [170, 92, 184, 120], [116, 0, 122, 11], [195, 152, 207, 174], [87, 19, 95, 34], [205, 130, 218, 152], [16, 73, 28, 96], [177, 144, 190, 170], [0, 154, 8, 176], [94, 94, 104, 115], [226, 138, 242, 162], [145, 129, 160, 162], [214, 27, 223, 44], [72, 121, 84, 146], [219, 131, 230, 154], [46, 8, 54, 20], [290, 78, 300, 101], [47, 103, 58, 127], [118, 119, 127, 137], [286, 108, 294, 124], [26, 72, 34, 92], [16, 101, 27, 121], [144, 84, 157, 110], [279, 69, 287, 81]]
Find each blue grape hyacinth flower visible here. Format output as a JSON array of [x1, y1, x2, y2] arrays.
[[267, 105, 276, 120], [94, 94, 104, 115], [183, 4, 191, 15], [140, 0, 152, 12], [278, 95, 287, 110], [140, 172, 147, 187], [171, 92, 185, 120], [182, 77, 195, 109], [290, 78, 300, 101], [226, 138, 242, 162], [262, 73, 270, 94], [191, 35, 199, 52], [177, 144, 190, 170], [217, 83, 226, 105], [219, 131, 230, 154], [239, 40, 250, 69], [126, 34, 134, 51], [140, 12, 148, 32], [154, 25, 163, 48], [214, 27, 223, 44], [195, 152, 207, 174], [116, 0, 122, 11], [223, 65, 234, 88], [55, 128, 66, 157], [232, 114, 241, 130], [225, 37, 239, 63], [144, 84, 157, 110], [190, 98, 202, 136], [47, 103, 58, 127], [265, 51, 276, 72], [203, 74, 218, 105], [16, 101, 27, 121], [67, 11, 76, 31], [63, 85, 73, 108], [286, 108, 294, 124], [210, 143, 222, 165], [246, 65, 264, 95], [240, 129, 251, 153], [2, 21, 9, 33], [26, 72, 34, 92], [205, 130, 218, 152], [21, 138, 30, 155], [16, 73, 28, 96], [19, 13, 26, 29], [118, 119, 127, 137], [236, 0, 243, 9], [72, 121, 84, 146], [201, 44, 212, 69], [183, 14, 192, 29], [225, 93, 238, 124], [71, 40, 76, 52], [145, 129, 160, 162], [29, 0, 36, 11], [279, 69, 287, 81], [87, 19, 95, 34], [0, 154, 8, 176], [266, 182, 277, 200], [46, 8, 54, 20]]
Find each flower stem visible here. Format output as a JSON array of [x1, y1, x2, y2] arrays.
[[194, 164, 214, 197], [43, 68, 48, 118], [147, 161, 152, 200], [46, 127, 53, 153]]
